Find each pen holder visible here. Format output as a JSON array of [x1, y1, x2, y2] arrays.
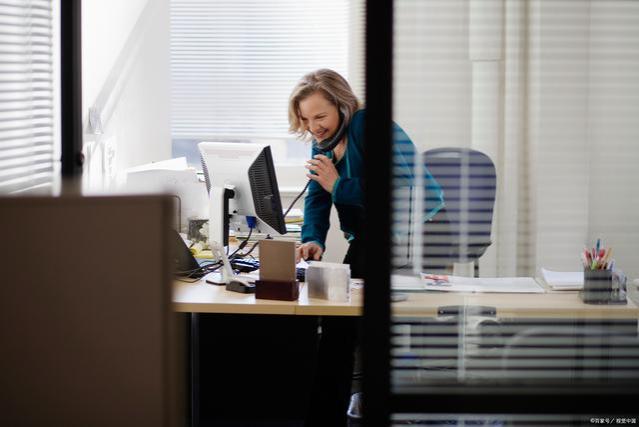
[[580, 269, 613, 304]]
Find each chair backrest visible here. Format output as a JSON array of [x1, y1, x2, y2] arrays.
[[421, 148, 496, 272]]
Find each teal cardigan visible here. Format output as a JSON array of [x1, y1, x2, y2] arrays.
[[301, 109, 444, 250]]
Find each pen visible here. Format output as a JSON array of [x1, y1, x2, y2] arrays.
[[580, 252, 589, 268], [596, 238, 601, 255]]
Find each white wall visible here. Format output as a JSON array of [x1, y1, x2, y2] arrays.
[[393, 0, 472, 152], [529, 0, 639, 278], [528, 0, 592, 273], [587, 0, 639, 278], [82, 0, 149, 111], [82, 0, 171, 191]]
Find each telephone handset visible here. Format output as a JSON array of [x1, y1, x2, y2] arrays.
[[315, 109, 347, 153]]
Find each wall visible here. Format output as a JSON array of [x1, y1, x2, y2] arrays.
[[586, 0, 639, 278], [528, 0, 592, 273], [530, 0, 639, 278], [394, 0, 472, 152], [82, 0, 171, 191]]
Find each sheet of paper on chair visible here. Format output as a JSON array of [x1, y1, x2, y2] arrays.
[[541, 268, 583, 290], [419, 274, 545, 293]]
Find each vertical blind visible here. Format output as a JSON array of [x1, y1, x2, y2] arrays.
[[0, 0, 55, 194], [169, 0, 351, 141]]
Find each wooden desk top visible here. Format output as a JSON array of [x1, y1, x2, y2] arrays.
[[173, 279, 639, 319], [397, 291, 639, 319], [173, 280, 362, 316]]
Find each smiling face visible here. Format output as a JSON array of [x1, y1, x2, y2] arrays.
[[298, 91, 340, 142]]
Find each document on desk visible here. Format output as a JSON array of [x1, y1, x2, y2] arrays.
[[418, 274, 545, 293], [391, 274, 426, 291], [540, 268, 583, 290]]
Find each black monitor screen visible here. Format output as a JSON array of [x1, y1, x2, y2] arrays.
[[248, 146, 287, 235]]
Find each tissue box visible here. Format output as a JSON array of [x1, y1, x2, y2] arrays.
[[306, 261, 351, 302]]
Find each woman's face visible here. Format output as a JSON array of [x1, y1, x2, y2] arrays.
[[298, 91, 340, 141]]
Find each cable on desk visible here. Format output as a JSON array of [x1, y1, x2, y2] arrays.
[[228, 226, 253, 261], [232, 231, 272, 260], [174, 276, 201, 284], [174, 260, 224, 279]]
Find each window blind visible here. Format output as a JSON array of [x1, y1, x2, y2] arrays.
[[169, 0, 351, 140], [0, 0, 55, 194]]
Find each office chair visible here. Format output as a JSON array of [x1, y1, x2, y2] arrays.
[[348, 149, 497, 421], [421, 147, 496, 277]]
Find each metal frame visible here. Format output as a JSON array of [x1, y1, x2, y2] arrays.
[[60, 0, 83, 178], [362, 0, 393, 425], [391, 386, 639, 415]]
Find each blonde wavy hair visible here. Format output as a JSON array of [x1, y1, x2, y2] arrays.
[[288, 69, 361, 140]]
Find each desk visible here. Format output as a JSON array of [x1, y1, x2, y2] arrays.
[[173, 279, 639, 318], [174, 278, 639, 426], [173, 280, 361, 316]]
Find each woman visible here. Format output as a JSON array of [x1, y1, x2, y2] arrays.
[[289, 69, 444, 276], [288, 69, 444, 426]]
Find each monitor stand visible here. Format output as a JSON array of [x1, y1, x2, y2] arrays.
[[206, 185, 236, 285], [210, 240, 234, 284], [207, 185, 256, 290]]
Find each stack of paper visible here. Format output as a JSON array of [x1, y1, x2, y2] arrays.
[[540, 268, 583, 290], [391, 274, 545, 293], [418, 274, 545, 293]]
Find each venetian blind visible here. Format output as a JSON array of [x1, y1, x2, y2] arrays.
[[170, 0, 351, 140], [0, 0, 55, 194]]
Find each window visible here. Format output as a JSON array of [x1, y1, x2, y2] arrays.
[[169, 0, 363, 166], [0, 0, 57, 194]]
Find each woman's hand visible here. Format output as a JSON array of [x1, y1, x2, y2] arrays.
[[306, 154, 339, 193], [296, 242, 324, 263]]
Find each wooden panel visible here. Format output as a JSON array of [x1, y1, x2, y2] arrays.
[[0, 196, 183, 427]]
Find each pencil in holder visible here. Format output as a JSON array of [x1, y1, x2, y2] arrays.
[[580, 268, 612, 304]]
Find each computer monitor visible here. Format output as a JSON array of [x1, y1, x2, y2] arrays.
[[198, 142, 287, 283]]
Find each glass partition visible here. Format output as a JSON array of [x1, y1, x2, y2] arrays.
[[387, 0, 639, 423]]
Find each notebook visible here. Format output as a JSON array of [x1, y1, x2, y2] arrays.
[[540, 268, 583, 290]]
